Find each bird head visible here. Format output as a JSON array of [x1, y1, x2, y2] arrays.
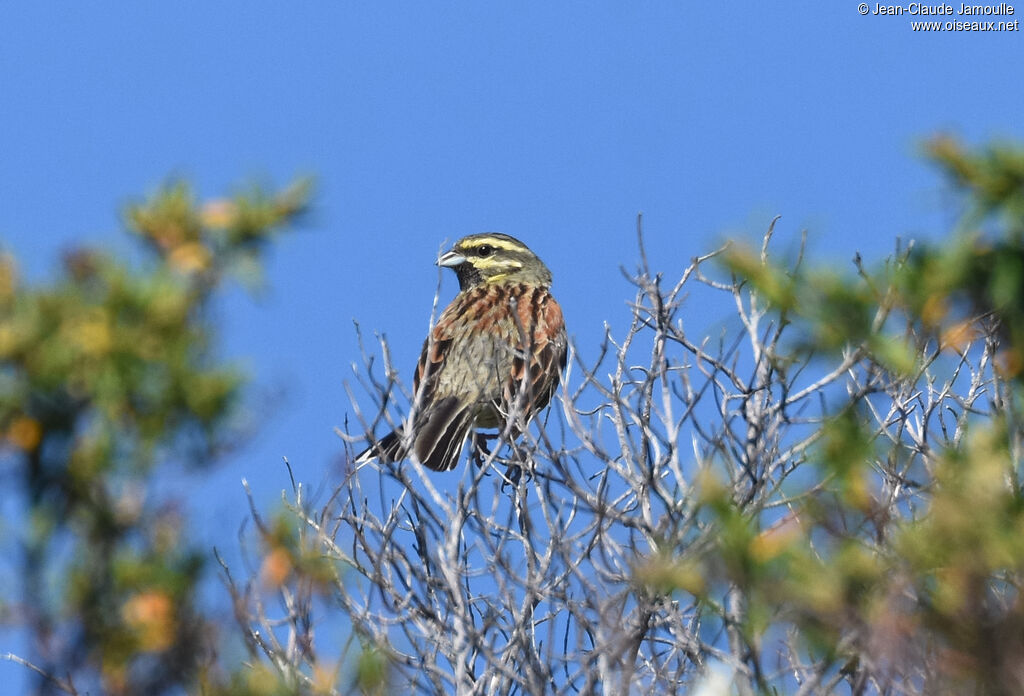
[[437, 233, 552, 290]]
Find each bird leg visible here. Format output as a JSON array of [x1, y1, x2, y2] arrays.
[[470, 430, 498, 470], [470, 429, 529, 491], [500, 436, 531, 491], [502, 461, 524, 489]]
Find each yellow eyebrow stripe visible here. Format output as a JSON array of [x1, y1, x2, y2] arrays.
[[459, 237, 525, 252]]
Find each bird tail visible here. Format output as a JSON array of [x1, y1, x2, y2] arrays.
[[353, 430, 407, 465], [353, 410, 471, 472]]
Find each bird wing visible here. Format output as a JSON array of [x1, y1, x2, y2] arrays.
[[406, 294, 481, 471], [506, 289, 568, 419]]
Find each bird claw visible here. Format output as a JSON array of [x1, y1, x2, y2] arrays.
[[469, 431, 532, 492], [471, 431, 497, 470], [501, 462, 524, 490]]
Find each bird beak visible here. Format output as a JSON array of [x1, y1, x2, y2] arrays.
[[437, 250, 467, 267]]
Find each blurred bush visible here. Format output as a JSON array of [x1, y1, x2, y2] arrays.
[[1, 179, 309, 695]]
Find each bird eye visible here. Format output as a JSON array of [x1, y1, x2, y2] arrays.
[[477, 245, 494, 258]]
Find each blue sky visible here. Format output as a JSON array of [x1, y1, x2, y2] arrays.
[[1, 2, 1022, 688]]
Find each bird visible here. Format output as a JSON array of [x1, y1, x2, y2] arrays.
[[355, 233, 567, 472]]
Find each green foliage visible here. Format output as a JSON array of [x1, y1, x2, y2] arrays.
[[1, 179, 309, 694], [926, 136, 1024, 233], [354, 644, 391, 696], [654, 138, 1024, 692]]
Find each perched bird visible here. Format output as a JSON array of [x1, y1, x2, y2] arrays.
[[356, 233, 567, 471]]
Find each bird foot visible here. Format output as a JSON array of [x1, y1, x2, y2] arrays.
[[470, 431, 498, 470]]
